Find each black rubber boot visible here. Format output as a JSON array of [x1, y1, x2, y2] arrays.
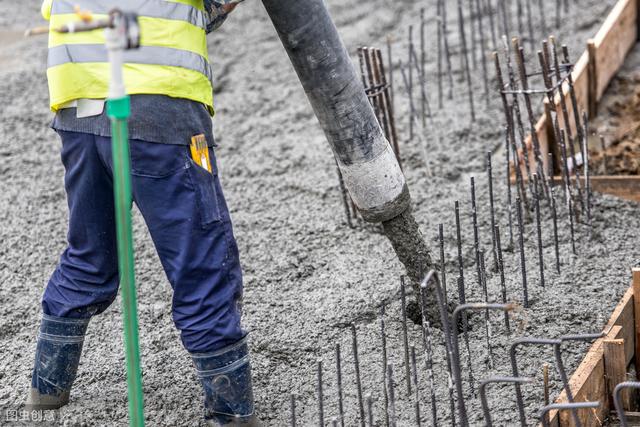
[[26, 314, 90, 410], [191, 337, 261, 426]]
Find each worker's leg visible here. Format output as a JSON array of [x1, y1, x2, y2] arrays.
[[115, 139, 256, 425], [29, 130, 119, 409]]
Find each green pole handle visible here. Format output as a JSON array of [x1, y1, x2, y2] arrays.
[[107, 96, 145, 427]]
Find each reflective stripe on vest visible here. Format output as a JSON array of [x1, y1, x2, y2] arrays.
[[48, 44, 212, 82], [46, 0, 213, 113], [51, 0, 207, 30]]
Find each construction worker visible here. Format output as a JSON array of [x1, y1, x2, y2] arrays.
[[28, 1, 261, 425]]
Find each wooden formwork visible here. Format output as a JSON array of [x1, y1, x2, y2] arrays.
[[541, 269, 640, 426], [519, 0, 639, 203]]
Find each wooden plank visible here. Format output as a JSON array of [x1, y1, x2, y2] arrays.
[[545, 286, 635, 426], [588, 39, 598, 118], [593, 0, 638, 100], [604, 337, 630, 410]]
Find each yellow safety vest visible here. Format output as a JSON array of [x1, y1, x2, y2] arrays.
[[42, 0, 214, 114]]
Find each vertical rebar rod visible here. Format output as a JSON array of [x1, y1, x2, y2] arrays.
[[516, 197, 529, 308], [568, 197, 576, 255], [551, 191, 561, 274], [513, 39, 550, 201], [366, 394, 374, 427], [409, 345, 422, 426], [437, 0, 444, 109], [582, 112, 592, 229], [469, 0, 478, 70], [375, 48, 402, 170], [336, 344, 345, 427], [524, 0, 534, 51], [475, 0, 489, 102], [441, 0, 455, 100], [533, 174, 545, 288], [439, 224, 448, 301], [487, 152, 498, 270], [387, 364, 397, 427], [351, 323, 365, 427], [471, 177, 482, 292], [495, 226, 510, 333], [494, 52, 527, 208], [419, 286, 438, 427], [504, 127, 515, 247], [485, 0, 497, 48], [380, 306, 390, 427], [543, 363, 550, 426], [387, 36, 395, 111], [400, 278, 412, 396], [456, 0, 476, 121], [479, 250, 494, 368], [317, 359, 324, 427], [408, 25, 415, 141], [420, 8, 427, 127]]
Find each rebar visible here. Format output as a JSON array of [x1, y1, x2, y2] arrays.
[[540, 402, 599, 427], [495, 226, 510, 333], [419, 284, 438, 427], [471, 177, 482, 292], [400, 277, 412, 396], [543, 363, 550, 426], [505, 128, 515, 247], [335, 164, 354, 228], [437, 0, 444, 109], [374, 48, 402, 169], [410, 345, 423, 427], [562, 45, 585, 144], [516, 197, 529, 308], [475, 0, 489, 102], [469, 0, 478, 70], [553, 342, 582, 427], [614, 382, 640, 427], [487, 152, 498, 270], [420, 272, 457, 426], [524, 0, 534, 51], [456, 0, 476, 121], [420, 8, 427, 127], [366, 394, 374, 427], [317, 359, 324, 427], [559, 128, 573, 207], [479, 376, 533, 427], [493, 52, 528, 208], [386, 364, 397, 427], [451, 303, 516, 427], [582, 111, 592, 228], [533, 174, 545, 288], [551, 191, 560, 274], [408, 26, 415, 141], [600, 134, 608, 175], [438, 224, 448, 300], [454, 201, 466, 304], [387, 36, 395, 110], [551, 37, 585, 214], [510, 338, 562, 427], [336, 344, 345, 427], [351, 323, 365, 427], [513, 38, 551, 201], [441, 0, 454, 100], [380, 306, 390, 427], [479, 251, 495, 368], [568, 197, 576, 255]]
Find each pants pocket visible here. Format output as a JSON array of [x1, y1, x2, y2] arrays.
[[187, 155, 222, 227]]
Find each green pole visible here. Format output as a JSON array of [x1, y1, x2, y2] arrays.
[[107, 96, 145, 427]]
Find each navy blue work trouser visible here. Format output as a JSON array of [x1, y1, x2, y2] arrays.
[[42, 130, 245, 353]]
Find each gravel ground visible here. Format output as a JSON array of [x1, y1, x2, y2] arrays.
[[1, 1, 639, 426]]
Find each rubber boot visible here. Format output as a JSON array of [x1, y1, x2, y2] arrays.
[[191, 337, 261, 426], [26, 314, 90, 410]]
